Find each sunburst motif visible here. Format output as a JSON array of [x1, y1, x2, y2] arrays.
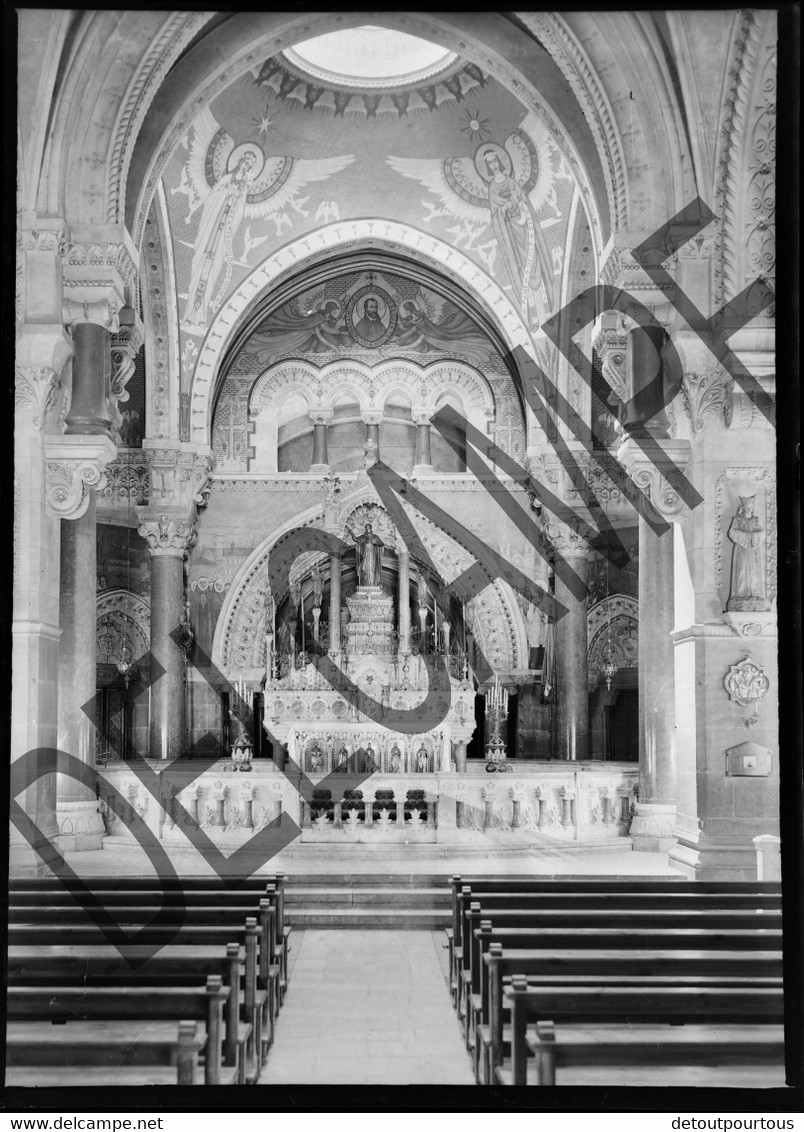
[[458, 105, 491, 142], [252, 112, 275, 139]]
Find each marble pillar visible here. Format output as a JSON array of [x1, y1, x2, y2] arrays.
[[309, 411, 331, 474], [631, 511, 677, 849], [553, 551, 590, 761], [329, 552, 341, 654], [365, 421, 380, 462], [139, 517, 195, 760], [57, 494, 105, 849], [12, 361, 67, 872], [413, 414, 433, 474], [65, 323, 112, 436], [397, 545, 410, 652]]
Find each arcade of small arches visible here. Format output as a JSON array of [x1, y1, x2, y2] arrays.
[[14, 10, 778, 880]]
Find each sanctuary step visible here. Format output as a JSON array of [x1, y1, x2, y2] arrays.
[[284, 873, 451, 929]]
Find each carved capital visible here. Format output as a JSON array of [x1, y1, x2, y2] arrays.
[[138, 512, 197, 557], [43, 435, 117, 519], [143, 443, 213, 512], [309, 408, 333, 425], [681, 369, 733, 433], [412, 409, 433, 426], [617, 437, 691, 519], [62, 226, 138, 329], [15, 366, 60, 430], [543, 514, 589, 558], [630, 803, 676, 839], [361, 411, 383, 426]]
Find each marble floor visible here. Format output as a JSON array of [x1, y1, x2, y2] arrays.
[[56, 842, 680, 877], [259, 929, 475, 1085]]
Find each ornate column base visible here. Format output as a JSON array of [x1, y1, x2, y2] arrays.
[[309, 464, 330, 475], [56, 798, 105, 852], [629, 802, 677, 852]]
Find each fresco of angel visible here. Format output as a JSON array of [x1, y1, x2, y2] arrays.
[[388, 114, 566, 331], [180, 106, 354, 329]]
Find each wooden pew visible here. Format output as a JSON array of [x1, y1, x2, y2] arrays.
[[455, 901, 782, 994], [476, 948, 785, 1085], [10, 879, 291, 1003], [6, 977, 236, 1085], [457, 906, 782, 1032], [8, 940, 258, 1082], [5, 1019, 205, 1087], [446, 880, 781, 996], [512, 982, 785, 1086]]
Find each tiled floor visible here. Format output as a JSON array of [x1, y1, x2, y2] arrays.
[[259, 929, 475, 1085]]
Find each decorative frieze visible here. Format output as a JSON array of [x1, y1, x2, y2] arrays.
[[99, 449, 150, 505]]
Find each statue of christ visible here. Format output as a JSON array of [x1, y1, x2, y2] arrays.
[[351, 522, 384, 588]]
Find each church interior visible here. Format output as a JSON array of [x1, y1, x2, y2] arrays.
[[10, 9, 792, 1095]]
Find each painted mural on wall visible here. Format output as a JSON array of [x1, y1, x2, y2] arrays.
[[210, 267, 525, 471], [236, 269, 499, 370], [97, 523, 150, 597], [188, 528, 260, 656], [161, 62, 581, 396]]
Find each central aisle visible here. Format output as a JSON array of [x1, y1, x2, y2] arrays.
[[260, 929, 475, 1085]]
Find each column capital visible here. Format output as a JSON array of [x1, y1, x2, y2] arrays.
[[543, 514, 590, 559], [43, 434, 117, 520], [62, 224, 139, 331], [308, 408, 333, 425], [361, 410, 383, 426], [138, 511, 198, 557], [617, 437, 691, 519], [679, 367, 733, 434], [412, 408, 433, 426], [142, 441, 214, 513]]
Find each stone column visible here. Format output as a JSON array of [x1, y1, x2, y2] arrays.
[[139, 515, 196, 760], [620, 440, 688, 850], [56, 495, 106, 849], [397, 542, 410, 652], [13, 343, 70, 871], [329, 552, 341, 654], [309, 410, 331, 474], [363, 412, 382, 464], [412, 411, 433, 475], [65, 322, 112, 435], [547, 519, 589, 761]]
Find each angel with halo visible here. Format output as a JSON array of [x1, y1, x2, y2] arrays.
[[388, 114, 562, 330], [180, 106, 354, 329]]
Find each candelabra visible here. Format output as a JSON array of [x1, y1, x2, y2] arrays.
[[486, 675, 511, 772]]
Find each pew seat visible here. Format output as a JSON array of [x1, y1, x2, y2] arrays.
[[510, 1023, 786, 1087], [6, 1020, 206, 1087]]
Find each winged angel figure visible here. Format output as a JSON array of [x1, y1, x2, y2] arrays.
[[180, 107, 354, 329], [388, 114, 566, 330]]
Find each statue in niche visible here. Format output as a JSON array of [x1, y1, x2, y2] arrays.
[[416, 747, 429, 774], [309, 744, 324, 773], [365, 745, 377, 772], [350, 522, 384, 588], [335, 746, 350, 773], [727, 495, 769, 611], [390, 744, 402, 773], [311, 565, 324, 609], [416, 569, 429, 611]]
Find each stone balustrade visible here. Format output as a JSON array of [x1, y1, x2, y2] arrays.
[[95, 760, 638, 850]]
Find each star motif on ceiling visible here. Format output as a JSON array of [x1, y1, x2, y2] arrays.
[[252, 112, 275, 139], [458, 105, 492, 142]]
